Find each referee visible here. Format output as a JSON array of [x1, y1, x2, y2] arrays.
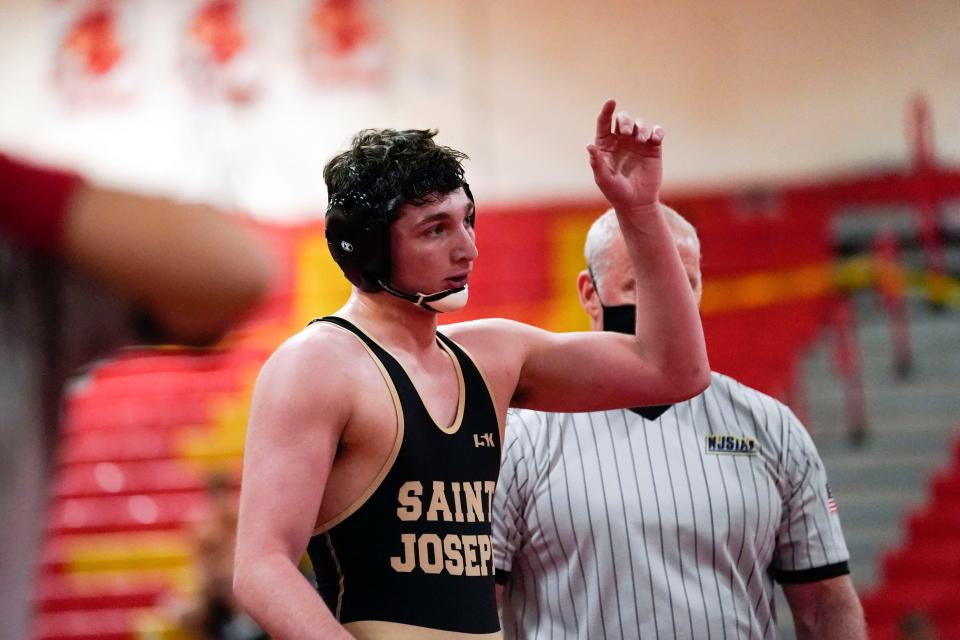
[[491, 207, 867, 639]]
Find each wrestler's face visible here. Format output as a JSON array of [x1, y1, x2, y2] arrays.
[[578, 229, 702, 331], [389, 187, 477, 298]]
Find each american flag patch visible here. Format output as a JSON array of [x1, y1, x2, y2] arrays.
[[826, 483, 838, 513]]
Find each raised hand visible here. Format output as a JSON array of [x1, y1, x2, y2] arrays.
[[587, 99, 664, 212]]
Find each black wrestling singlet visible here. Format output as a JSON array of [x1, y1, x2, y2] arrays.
[[306, 316, 502, 637]]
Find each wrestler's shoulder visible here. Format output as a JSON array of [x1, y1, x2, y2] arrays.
[[257, 322, 372, 389], [440, 319, 530, 386], [440, 317, 529, 344]]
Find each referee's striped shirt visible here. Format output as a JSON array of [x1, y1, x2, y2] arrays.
[[492, 372, 850, 640]]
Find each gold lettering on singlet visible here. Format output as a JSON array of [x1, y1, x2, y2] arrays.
[[397, 481, 423, 521], [390, 532, 494, 576], [477, 535, 491, 576], [417, 534, 444, 574], [463, 535, 480, 576], [463, 481, 485, 523], [426, 481, 453, 522], [443, 534, 465, 575], [484, 480, 496, 521], [390, 533, 417, 572], [450, 482, 465, 522], [390, 481, 497, 576]]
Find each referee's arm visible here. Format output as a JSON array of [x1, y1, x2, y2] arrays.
[[491, 409, 537, 612], [783, 576, 866, 640], [773, 409, 866, 639]]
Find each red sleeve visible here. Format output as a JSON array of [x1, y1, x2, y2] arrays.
[[0, 152, 84, 253]]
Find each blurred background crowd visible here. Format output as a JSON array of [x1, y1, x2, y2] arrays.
[[1, 0, 958, 639]]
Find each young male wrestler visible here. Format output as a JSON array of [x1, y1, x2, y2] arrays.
[[234, 100, 710, 639]]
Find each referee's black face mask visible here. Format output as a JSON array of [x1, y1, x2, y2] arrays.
[[601, 304, 636, 335], [589, 268, 636, 335]]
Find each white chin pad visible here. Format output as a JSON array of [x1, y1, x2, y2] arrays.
[[425, 287, 469, 313]]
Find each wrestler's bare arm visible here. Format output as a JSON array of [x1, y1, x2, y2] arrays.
[[443, 100, 709, 414], [587, 100, 708, 395], [446, 318, 704, 414], [234, 327, 355, 640]]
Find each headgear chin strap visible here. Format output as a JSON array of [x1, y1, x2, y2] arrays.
[[377, 281, 469, 313]]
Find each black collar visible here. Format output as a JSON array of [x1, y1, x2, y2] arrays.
[[628, 404, 673, 421]]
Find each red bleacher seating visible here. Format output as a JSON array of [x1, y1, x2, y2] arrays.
[[883, 539, 960, 582], [88, 368, 240, 398], [58, 429, 182, 465], [35, 608, 145, 640], [34, 577, 166, 613], [53, 459, 211, 499], [863, 430, 960, 637], [47, 492, 208, 536], [931, 465, 960, 503], [64, 395, 213, 434]]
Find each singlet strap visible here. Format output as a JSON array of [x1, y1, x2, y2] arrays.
[[307, 315, 406, 534], [435, 331, 472, 370], [309, 314, 411, 417], [310, 315, 381, 352], [436, 331, 497, 420], [309, 317, 421, 397]]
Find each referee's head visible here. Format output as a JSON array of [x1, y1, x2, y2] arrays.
[[577, 205, 702, 332]]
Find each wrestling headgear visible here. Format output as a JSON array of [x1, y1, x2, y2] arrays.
[[325, 184, 474, 312]]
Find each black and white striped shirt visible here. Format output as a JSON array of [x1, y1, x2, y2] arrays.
[[492, 372, 849, 639]]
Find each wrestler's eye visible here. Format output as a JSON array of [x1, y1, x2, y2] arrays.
[[465, 213, 476, 228], [426, 224, 445, 237]]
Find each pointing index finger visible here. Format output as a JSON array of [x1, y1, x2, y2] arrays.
[[595, 99, 617, 142]]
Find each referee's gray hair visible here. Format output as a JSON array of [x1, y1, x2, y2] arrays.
[[584, 205, 700, 286]]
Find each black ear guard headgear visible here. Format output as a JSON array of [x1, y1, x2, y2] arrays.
[[325, 190, 401, 292], [324, 183, 474, 294]]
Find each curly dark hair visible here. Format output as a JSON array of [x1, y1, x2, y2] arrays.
[[323, 128, 469, 219]]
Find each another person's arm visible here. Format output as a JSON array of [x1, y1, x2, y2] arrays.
[[233, 330, 354, 639], [783, 576, 866, 640], [0, 152, 274, 346], [491, 409, 540, 610], [64, 185, 273, 344]]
